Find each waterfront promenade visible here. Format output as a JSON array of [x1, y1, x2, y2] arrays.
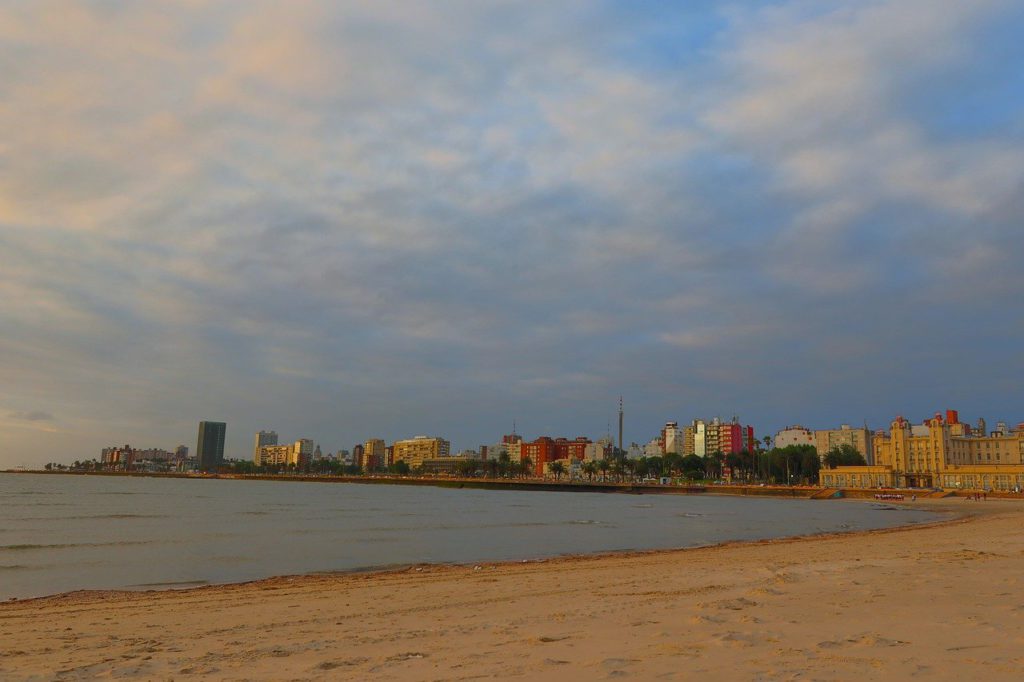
[[2, 499, 1022, 680]]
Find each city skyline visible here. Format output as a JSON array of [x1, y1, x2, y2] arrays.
[[3, 1, 1024, 468]]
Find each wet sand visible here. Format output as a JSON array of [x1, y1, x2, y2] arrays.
[[2, 499, 1022, 680]]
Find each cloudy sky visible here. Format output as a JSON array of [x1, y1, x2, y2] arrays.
[[2, 0, 1023, 466]]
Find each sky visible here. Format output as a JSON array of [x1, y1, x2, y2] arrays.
[[2, 0, 1023, 466]]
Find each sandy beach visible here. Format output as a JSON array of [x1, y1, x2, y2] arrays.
[[2, 498, 1022, 680]]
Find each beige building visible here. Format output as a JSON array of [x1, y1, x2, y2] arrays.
[[362, 438, 387, 470], [822, 412, 1024, 491], [392, 436, 450, 469], [681, 424, 696, 456], [252, 430, 278, 462], [256, 439, 313, 467], [815, 424, 873, 464]]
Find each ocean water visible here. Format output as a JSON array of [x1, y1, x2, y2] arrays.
[[0, 473, 937, 600]]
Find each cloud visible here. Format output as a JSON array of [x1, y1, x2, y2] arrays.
[[0, 1, 1022, 466], [9, 411, 54, 422]]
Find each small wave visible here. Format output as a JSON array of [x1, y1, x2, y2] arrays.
[[1, 540, 153, 551], [91, 491, 140, 495], [14, 514, 167, 521], [238, 510, 271, 516], [0, 564, 35, 571], [567, 520, 605, 526]]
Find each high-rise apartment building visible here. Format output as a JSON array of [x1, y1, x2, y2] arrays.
[[196, 421, 226, 471], [662, 422, 682, 455], [253, 430, 278, 463], [362, 438, 387, 470], [693, 420, 707, 457]]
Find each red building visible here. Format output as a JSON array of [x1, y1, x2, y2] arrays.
[[524, 436, 591, 476], [523, 437, 556, 476], [718, 422, 757, 455]]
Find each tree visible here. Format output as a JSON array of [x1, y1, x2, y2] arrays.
[[597, 458, 611, 481], [681, 454, 704, 480], [388, 460, 411, 475], [498, 451, 511, 477], [456, 459, 479, 477], [823, 444, 867, 469], [581, 460, 597, 481], [520, 456, 533, 478], [549, 460, 566, 480], [662, 453, 683, 477]]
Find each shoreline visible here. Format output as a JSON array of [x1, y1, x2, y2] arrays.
[[4, 497, 963, 606], [9, 467, 1017, 500], [3, 498, 1021, 680]]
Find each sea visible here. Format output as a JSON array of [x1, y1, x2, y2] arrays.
[[0, 473, 938, 600]]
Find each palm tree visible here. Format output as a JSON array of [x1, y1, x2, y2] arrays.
[[581, 461, 597, 481], [597, 459, 611, 482], [550, 460, 566, 480]]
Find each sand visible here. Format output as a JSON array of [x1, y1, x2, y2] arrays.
[[2, 498, 1023, 680]]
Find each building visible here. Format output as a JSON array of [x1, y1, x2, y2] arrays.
[[662, 422, 682, 455], [134, 448, 173, 461], [523, 437, 556, 476], [822, 411, 1024, 490], [773, 425, 815, 450], [717, 419, 754, 455], [101, 444, 135, 469], [196, 421, 226, 471], [391, 436, 450, 469], [257, 439, 314, 467], [505, 439, 523, 463], [174, 445, 189, 459], [815, 424, 873, 464], [420, 452, 476, 475], [554, 437, 590, 461], [253, 430, 278, 462], [361, 439, 387, 470], [584, 437, 613, 461], [682, 418, 754, 456]]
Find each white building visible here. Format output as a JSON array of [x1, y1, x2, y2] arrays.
[[663, 422, 682, 455], [773, 426, 815, 449], [693, 420, 707, 457]]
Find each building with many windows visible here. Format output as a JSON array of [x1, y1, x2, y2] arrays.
[[391, 436, 450, 469], [196, 421, 226, 471], [822, 411, 1024, 490], [256, 439, 313, 467], [252, 430, 278, 462], [814, 424, 873, 464]]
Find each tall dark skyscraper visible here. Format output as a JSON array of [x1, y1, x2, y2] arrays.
[[196, 421, 226, 471]]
